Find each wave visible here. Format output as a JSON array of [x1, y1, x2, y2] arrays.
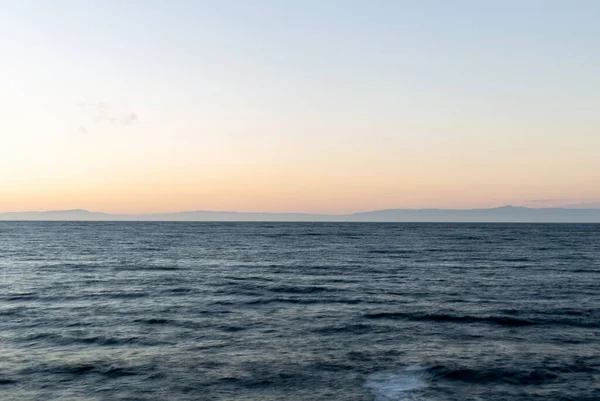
[[242, 297, 363, 306], [364, 312, 535, 326], [134, 318, 170, 325], [364, 311, 600, 328], [0, 307, 26, 316], [43, 363, 142, 378], [2, 293, 38, 302], [499, 257, 531, 262], [365, 362, 593, 399], [267, 285, 332, 294], [112, 265, 184, 271], [431, 365, 557, 384], [368, 250, 417, 255], [167, 287, 193, 293], [21, 332, 163, 347], [0, 378, 16, 386], [313, 323, 381, 335], [427, 363, 597, 385]]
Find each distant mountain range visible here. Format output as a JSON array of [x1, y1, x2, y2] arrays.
[[2, 206, 600, 222]]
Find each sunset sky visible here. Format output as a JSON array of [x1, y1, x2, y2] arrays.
[[1, 0, 599, 213]]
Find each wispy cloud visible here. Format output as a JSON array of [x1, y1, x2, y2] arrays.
[[381, 136, 394, 146], [94, 112, 138, 126], [563, 201, 600, 209], [77, 102, 138, 130], [525, 199, 567, 204], [524, 199, 600, 209]]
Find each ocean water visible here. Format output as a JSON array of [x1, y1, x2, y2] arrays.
[[1, 222, 599, 401]]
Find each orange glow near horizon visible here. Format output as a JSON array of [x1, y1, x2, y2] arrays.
[[2, 152, 598, 214]]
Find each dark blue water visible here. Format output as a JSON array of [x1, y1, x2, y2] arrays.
[[1, 222, 599, 400]]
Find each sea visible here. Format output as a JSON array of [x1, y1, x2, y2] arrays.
[[1, 222, 599, 400]]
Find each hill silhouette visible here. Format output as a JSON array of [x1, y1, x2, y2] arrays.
[[2, 206, 600, 222]]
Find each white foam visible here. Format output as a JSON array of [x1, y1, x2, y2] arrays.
[[365, 366, 427, 401]]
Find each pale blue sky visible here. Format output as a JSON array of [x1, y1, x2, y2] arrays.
[[1, 1, 599, 212]]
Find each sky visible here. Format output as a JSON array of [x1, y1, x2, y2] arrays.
[[1, 0, 599, 214]]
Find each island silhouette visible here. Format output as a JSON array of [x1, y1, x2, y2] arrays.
[[2, 206, 600, 222]]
